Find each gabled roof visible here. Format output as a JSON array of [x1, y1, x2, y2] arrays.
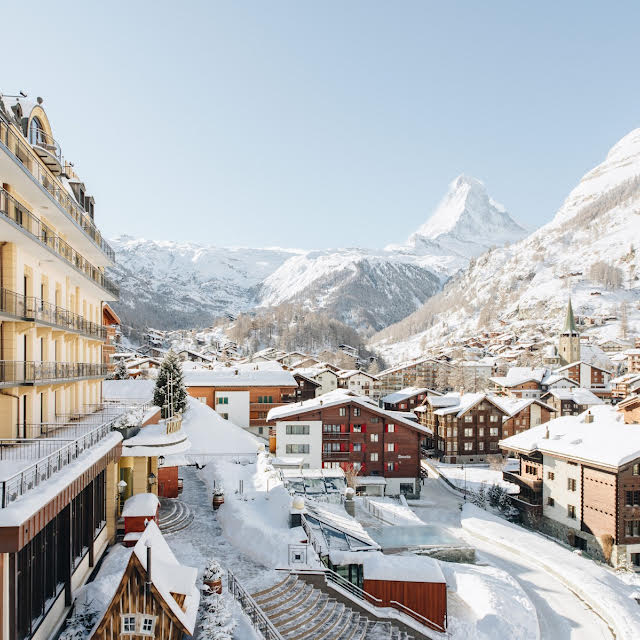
[[382, 387, 430, 404], [339, 369, 380, 381], [184, 368, 297, 388], [267, 389, 432, 435], [491, 396, 556, 417], [543, 388, 604, 406], [555, 361, 611, 374], [427, 392, 508, 418]]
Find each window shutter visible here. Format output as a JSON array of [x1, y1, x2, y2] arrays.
[[341, 424, 346, 432], [341, 442, 347, 452], [362, 424, 367, 433], [362, 443, 366, 452], [395, 462, 399, 471], [349, 442, 353, 452]]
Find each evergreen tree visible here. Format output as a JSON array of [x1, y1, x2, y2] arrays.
[[154, 350, 187, 418], [113, 358, 128, 380], [59, 601, 98, 640]]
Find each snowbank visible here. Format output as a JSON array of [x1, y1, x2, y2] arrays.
[[362, 496, 425, 525], [436, 464, 519, 495], [461, 504, 640, 640], [440, 562, 539, 640], [103, 379, 155, 402]]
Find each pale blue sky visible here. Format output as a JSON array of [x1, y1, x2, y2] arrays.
[[3, 1, 639, 249]]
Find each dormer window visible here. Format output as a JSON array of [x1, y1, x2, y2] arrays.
[[29, 117, 46, 146]]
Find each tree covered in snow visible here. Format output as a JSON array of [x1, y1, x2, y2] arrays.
[[59, 601, 98, 640], [197, 586, 237, 640], [154, 350, 187, 419], [113, 357, 129, 380]]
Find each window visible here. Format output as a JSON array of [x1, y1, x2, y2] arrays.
[[464, 442, 473, 451], [625, 520, 640, 537], [447, 427, 452, 438], [478, 442, 484, 451], [221, 413, 229, 420], [478, 427, 484, 437], [387, 443, 395, 452], [353, 443, 362, 452], [286, 424, 310, 435], [386, 462, 394, 472], [122, 615, 137, 634], [633, 463, 640, 476], [567, 478, 577, 492], [140, 615, 156, 635], [370, 433, 379, 442], [339, 407, 346, 416], [324, 424, 342, 433], [216, 396, 229, 405], [28, 116, 46, 146], [370, 452, 379, 462], [258, 427, 264, 435], [352, 425, 362, 433], [548, 471, 555, 480], [387, 424, 395, 433], [547, 496, 555, 506], [464, 415, 473, 423], [490, 415, 499, 423], [354, 407, 361, 416], [258, 396, 273, 404], [489, 441, 498, 451], [478, 415, 485, 423], [464, 428, 473, 437], [489, 427, 499, 437], [567, 505, 576, 519], [286, 444, 309, 454], [625, 491, 640, 506]]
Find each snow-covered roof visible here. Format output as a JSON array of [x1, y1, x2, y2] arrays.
[[491, 396, 556, 418], [490, 367, 549, 387], [429, 392, 507, 418], [545, 388, 604, 405], [121, 422, 192, 458], [184, 368, 297, 387], [378, 356, 444, 377], [611, 372, 640, 384], [500, 405, 640, 469], [362, 552, 446, 584], [267, 389, 432, 435], [121, 492, 159, 517], [338, 369, 379, 381], [382, 387, 429, 404]]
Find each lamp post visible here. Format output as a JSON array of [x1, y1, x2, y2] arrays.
[[117, 479, 128, 515], [147, 472, 157, 491]]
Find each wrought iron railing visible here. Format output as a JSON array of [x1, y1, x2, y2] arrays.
[[0, 287, 107, 339], [29, 127, 62, 163], [0, 361, 107, 386], [0, 111, 115, 261], [0, 188, 118, 297], [227, 569, 285, 640]]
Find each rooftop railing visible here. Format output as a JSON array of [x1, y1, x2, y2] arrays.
[[0, 111, 115, 261], [0, 188, 118, 297], [0, 287, 107, 340], [0, 361, 107, 386]]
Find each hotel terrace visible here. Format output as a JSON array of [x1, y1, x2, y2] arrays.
[[0, 92, 126, 640]]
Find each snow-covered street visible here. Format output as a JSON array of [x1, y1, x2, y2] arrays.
[[411, 476, 617, 640]]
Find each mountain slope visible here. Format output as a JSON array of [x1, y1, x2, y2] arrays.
[[109, 176, 524, 335], [373, 129, 640, 362]]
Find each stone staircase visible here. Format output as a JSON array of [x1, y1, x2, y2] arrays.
[[251, 575, 414, 640], [158, 497, 194, 534]]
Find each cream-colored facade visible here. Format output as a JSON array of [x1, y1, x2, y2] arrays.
[[0, 93, 121, 640]]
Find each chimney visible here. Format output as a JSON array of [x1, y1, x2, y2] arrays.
[[544, 426, 550, 439], [146, 542, 152, 591], [584, 411, 594, 424]]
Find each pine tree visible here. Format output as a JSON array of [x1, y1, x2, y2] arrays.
[[113, 358, 128, 380], [154, 350, 187, 419], [59, 601, 98, 640]]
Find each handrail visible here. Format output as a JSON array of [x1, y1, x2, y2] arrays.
[[0, 361, 107, 385], [0, 110, 115, 261], [0, 188, 118, 297], [227, 569, 285, 640], [0, 287, 107, 339]]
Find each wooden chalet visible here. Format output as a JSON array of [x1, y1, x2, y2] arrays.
[[91, 521, 199, 639]]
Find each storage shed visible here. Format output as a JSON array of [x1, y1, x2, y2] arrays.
[[362, 553, 447, 631], [122, 493, 160, 545]]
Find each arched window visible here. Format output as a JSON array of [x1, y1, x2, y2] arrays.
[[29, 116, 46, 146]]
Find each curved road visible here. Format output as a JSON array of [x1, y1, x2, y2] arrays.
[[410, 475, 613, 640]]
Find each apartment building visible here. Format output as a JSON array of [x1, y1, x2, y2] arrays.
[[611, 373, 640, 402], [382, 386, 435, 411], [627, 348, 640, 374], [491, 367, 576, 398], [267, 390, 429, 497], [0, 93, 123, 639], [377, 357, 451, 395], [338, 369, 382, 401], [555, 360, 612, 398], [184, 366, 298, 436], [420, 393, 509, 464], [500, 406, 640, 569], [540, 388, 603, 416]]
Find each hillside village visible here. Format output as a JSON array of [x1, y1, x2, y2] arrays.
[[2, 62, 640, 640]]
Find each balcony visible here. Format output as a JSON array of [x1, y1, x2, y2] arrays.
[[503, 470, 542, 491], [0, 187, 118, 298], [29, 128, 63, 176], [322, 433, 351, 440], [0, 112, 115, 262], [0, 287, 107, 340], [323, 451, 351, 460], [0, 361, 107, 387]]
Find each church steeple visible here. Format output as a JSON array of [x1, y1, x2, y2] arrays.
[[562, 298, 577, 334]]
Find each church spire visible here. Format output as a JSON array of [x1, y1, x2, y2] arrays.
[[562, 298, 577, 334]]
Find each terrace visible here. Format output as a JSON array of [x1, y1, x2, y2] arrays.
[[0, 400, 148, 508], [0, 361, 107, 387]]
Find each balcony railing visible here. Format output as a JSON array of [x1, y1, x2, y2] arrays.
[[0, 112, 115, 261], [0, 361, 107, 386], [503, 470, 542, 491], [0, 287, 107, 340], [0, 188, 118, 297], [322, 451, 351, 460]]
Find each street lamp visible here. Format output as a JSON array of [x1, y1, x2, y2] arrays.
[[147, 472, 157, 488], [158, 455, 165, 467]]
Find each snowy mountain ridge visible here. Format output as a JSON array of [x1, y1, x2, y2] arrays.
[[373, 128, 640, 363], [109, 175, 525, 334]]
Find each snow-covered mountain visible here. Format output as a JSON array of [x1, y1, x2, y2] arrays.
[[109, 176, 524, 334], [373, 129, 640, 362]]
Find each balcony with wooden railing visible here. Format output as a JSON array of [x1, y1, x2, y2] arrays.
[[0, 111, 115, 261], [0, 287, 107, 340], [0, 187, 118, 297], [0, 361, 107, 387]]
